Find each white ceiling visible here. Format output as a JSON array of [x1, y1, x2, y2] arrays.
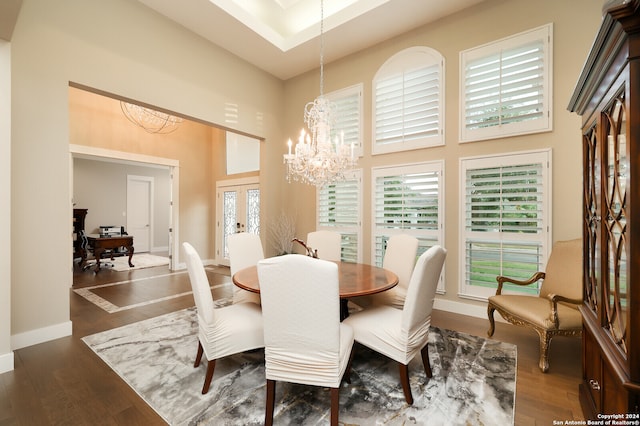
[[136, 0, 485, 80]]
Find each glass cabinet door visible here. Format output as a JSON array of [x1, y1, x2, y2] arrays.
[[603, 93, 628, 356], [584, 124, 600, 315]]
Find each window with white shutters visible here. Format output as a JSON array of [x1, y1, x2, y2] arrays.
[[326, 84, 362, 158], [372, 161, 445, 292], [459, 149, 551, 299], [460, 24, 552, 143], [317, 169, 362, 263], [373, 47, 444, 155]]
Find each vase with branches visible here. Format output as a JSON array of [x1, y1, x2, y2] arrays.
[[268, 212, 296, 255]]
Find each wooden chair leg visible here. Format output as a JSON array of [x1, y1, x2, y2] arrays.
[[330, 387, 339, 426], [194, 341, 203, 368], [265, 379, 276, 426], [201, 359, 216, 394], [398, 362, 413, 405], [537, 330, 552, 373], [487, 304, 496, 337], [420, 343, 432, 378]]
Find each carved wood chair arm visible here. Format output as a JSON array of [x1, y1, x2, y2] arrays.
[[546, 294, 582, 329], [495, 271, 546, 295], [548, 294, 582, 305]]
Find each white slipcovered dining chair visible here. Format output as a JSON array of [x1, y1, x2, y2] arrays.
[[257, 254, 354, 426], [343, 245, 446, 405], [306, 230, 342, 261], [227, 232, 263, 305], [353, 234, 419, 309], [182, 242, 264, 394]]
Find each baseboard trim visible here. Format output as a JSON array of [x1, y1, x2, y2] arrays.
[[0, 351, 14, 373], [433, 297, 506, 323], [11, 321, 73, 350]]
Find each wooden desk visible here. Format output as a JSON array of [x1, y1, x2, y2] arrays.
[[81, 234, 134, 272], [232, 260, 398, 319]]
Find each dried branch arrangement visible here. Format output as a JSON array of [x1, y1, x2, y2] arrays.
[[268, 211, 296, 255]]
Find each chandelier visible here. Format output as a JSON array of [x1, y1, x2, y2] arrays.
[[120, 101, 183, 134], [283, 0, 356, 187]]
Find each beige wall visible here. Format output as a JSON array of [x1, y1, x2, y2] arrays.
[[9, 0, 284, 345], [1, 39, 12, 371], [282, 0, 603, 314]]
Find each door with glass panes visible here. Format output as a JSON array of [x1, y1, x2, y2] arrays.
[[216, 180, 260, 266]]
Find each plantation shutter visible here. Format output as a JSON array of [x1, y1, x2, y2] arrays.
[[464, 40, 544, 131], [465, 162, 544, 234], [372, 164, 443, 268], [331, 90, 360, 150], [318, 171, 361, 262], [460, 151, 550, 298], [375, 64, 441, 146], [374, 170, 440, 231], [318, 178, 359, 228], [460, 24, 552, 142]]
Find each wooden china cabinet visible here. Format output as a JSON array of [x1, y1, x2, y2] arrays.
[[568, 0, 640, 418]]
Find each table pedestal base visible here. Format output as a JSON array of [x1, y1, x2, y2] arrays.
[[340, 299, 350, 321]]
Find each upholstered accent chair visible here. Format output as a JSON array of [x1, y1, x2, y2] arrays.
[[306, 230, 341, 261], [257, 254, 354, 426], [487, 238, 583, 373], [227, 232, 263, 305], [344, 245, 447, 405], [182, 242, 264, 394]]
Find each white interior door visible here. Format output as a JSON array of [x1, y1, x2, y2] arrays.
[[127, 175, 153, 253], [216, 178, 260, 265]]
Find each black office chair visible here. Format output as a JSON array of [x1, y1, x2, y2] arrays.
[[78, 230, 116, 270]]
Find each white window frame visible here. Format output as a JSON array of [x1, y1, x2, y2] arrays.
[[326, 84, 363, 158], [458, 149, 552, 300], [371, 161, 445, 292], [316, 169, 363, 263], [459, 24, 553, 143], [372, 46, 445, 155]]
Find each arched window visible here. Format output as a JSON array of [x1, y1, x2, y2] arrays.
[[372, 46, 444, 155]]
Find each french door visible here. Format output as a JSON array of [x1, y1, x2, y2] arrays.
[[216, 177, 260, 265]]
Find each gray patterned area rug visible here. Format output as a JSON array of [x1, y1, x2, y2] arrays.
[[82, 307, 516, 425]]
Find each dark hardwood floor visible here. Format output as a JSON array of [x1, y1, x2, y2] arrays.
[[0, 261, 584, 425]]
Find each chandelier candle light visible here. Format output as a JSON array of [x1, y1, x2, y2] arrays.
[[283, 0, 356, 187]]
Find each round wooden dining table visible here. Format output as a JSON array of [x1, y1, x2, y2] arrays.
[[232, 260, 398, 320]]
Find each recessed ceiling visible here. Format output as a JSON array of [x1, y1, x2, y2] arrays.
[[136, 0, 485, 80]]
